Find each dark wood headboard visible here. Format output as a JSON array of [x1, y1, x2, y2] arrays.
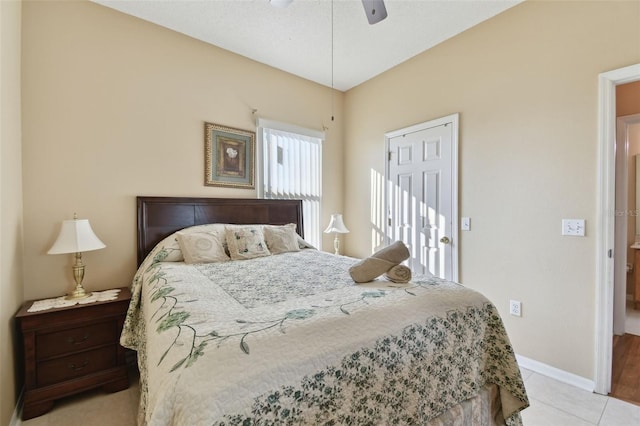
[[137, 197, 304, 266]]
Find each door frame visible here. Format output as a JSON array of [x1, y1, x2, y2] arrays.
[[384, 113, 459, 282], [596, 63, 640, 394]]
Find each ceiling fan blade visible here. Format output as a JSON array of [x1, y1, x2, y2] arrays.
[[361, 0, 388, 25], [270, 0, 293, 8]]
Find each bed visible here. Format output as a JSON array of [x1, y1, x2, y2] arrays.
[[121, 196, 528, 425]]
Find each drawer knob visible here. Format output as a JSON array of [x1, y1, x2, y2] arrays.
[[68, 360, 89, 371], [67, 334, 89, 345]]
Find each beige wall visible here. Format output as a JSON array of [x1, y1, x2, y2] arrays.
[[1, 0, 24, 423], [343, 0, 640, 379], [21, 1, 344, 301]]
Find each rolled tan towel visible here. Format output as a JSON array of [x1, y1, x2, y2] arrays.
[[349, 241, 410, 283], [384, 264, 412, 283]]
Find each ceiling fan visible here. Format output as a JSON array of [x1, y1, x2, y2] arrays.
[[270, 0, 388, 25]]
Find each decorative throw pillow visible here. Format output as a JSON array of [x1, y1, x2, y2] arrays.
[[225, 226, 271, 260], [151, 223, 229, 263], [263, 224, 300, 255], [176, 231, 230, 264]]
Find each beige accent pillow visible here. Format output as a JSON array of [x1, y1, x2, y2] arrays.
[[225, 226, 271, 260], [263, 224, 300, 255], [153, 224, 229, 262], [176, 231, 230, 264]]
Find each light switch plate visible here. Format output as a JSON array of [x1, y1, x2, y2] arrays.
[[461, 217, 470, 231], [562, 219, 585, 236]]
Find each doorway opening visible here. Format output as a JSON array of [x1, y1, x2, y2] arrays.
[[611, 109, 640, 404], [595, 63, 640, 396]]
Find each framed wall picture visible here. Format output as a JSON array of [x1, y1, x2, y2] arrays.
[[204, 122, 255, 189]]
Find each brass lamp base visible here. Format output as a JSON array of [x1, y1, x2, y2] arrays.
[[65, 285, 92, 300], [65, 252, 92, 300]]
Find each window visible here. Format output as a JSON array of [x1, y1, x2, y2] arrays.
[[257, 119, 323, 248]]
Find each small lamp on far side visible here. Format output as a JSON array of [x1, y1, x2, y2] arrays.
[[324, 213, 349, 255], [48, 214, 106, 300]]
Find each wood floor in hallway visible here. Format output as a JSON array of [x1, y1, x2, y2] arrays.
[[611, 333, 640, 406]]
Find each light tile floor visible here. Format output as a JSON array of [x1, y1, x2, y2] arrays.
[[20, 367, 640, 425], [520, 368, 640, 426]]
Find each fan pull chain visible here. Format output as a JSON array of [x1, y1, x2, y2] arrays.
[[331, 0, 334, 122]]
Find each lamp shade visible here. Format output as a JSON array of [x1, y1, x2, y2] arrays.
[[48, 219, 106, 254], [324, 213, 350, 234]]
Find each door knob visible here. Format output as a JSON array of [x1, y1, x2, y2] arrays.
[[440, 236, 450, 244]]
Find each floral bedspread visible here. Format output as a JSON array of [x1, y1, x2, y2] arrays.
[[121, 247, 528, 426]]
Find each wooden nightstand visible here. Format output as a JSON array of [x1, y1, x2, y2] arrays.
[[15, 287, 131, 420]]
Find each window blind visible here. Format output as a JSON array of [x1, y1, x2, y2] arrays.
[[258, 121, 323, 248]]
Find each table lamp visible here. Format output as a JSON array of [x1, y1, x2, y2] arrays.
[[324, 213, 349, 255], [48, 214, 106, 299]]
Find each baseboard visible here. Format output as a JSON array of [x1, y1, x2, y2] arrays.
[[516, 353, 595, 392], [9, 389, 22, 426]]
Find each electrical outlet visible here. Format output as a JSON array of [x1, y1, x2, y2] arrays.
[[509, 300, 522, 317]]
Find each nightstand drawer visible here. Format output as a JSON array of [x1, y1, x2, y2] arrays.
[[37, 346, 117, 387], [36, 321, 117, 359]]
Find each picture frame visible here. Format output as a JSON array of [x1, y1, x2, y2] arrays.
[[204, 122, 255, 189]]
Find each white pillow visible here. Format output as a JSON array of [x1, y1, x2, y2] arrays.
[[263, 224, 300, 255], [176, 231, 230, 264], [149, 224, 228, 263], [225, 226, 271, 260], [145, 223, 314, 264]]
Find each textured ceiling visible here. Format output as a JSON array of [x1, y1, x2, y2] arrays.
[[93, 0, 521, 91]]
